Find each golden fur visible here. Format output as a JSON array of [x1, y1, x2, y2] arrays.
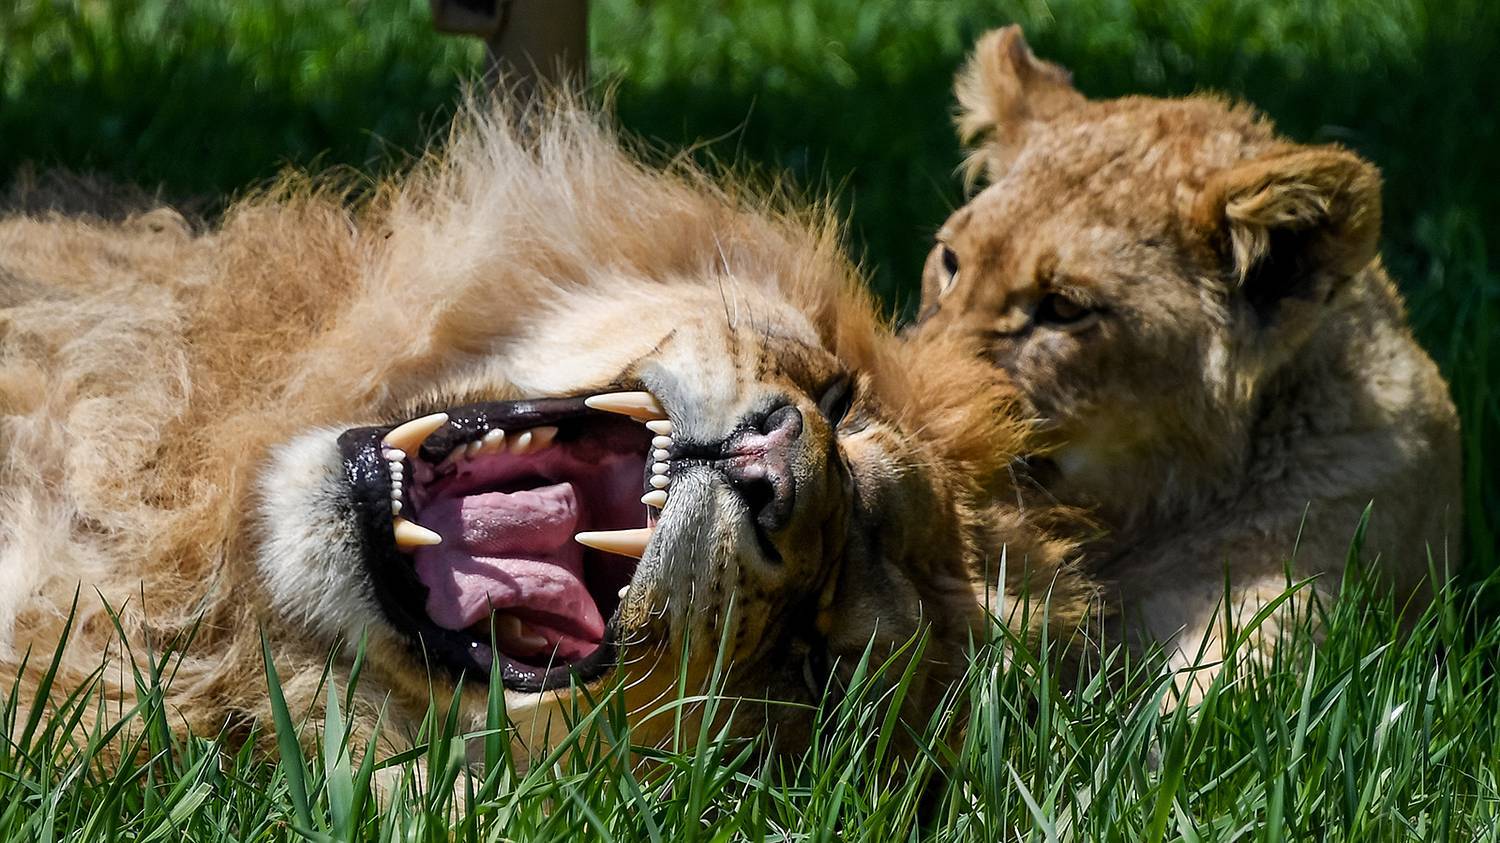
[[0, 96, 1095, 761], [909, 27, 1461, 698]]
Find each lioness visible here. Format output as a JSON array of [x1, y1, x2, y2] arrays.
[[0, 99, 1093, 760], [909, 27, 1461, 696]]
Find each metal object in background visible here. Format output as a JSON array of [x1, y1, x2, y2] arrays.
[[430, 0, 589, 99]]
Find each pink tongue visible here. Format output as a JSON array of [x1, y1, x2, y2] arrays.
[[413, 481, 604, 658]]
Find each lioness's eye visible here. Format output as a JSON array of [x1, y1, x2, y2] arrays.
[[817, 375, 854, 427], [1035, 293, 1092, 326], [939, 246, 960, 293]]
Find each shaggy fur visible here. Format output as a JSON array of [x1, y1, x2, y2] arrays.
[[909, 27, 1461, 700], [0, 96, 1096, 761]]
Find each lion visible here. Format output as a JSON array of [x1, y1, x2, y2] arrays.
[[907, 27, 1461, 698], [0, 96, 1095, 764]]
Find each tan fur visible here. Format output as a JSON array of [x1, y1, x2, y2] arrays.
[[0, 96, 1096, 763], [910, 27, 1461, 700]]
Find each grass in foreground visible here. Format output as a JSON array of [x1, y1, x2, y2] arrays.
[[5, 562, 1498, 840]]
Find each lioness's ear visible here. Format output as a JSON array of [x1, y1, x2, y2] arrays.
[[1194, 147, 1382, 318], [955, 25, 1084, 185]]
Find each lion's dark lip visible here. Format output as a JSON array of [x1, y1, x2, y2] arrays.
[[336, 395, 643, 692]]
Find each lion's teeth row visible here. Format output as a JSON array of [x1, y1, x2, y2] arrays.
[[438, 425, 558, 470], [644, 418, 672, 507]]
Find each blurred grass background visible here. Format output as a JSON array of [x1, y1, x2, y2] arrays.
[[2, 0, 1495, 571]]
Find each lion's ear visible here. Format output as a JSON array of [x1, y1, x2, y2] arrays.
[[1194, 147, 1382, 319], [955, 25, 1084, 185]]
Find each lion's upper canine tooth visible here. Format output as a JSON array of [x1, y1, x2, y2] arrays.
[[641, 489, 668, 508], [645, 420, 673, 435], [585, 391, 667, 422], [393, 516, 442, 548], [575, 527, 653, 559], [383, 412, 449, 453]]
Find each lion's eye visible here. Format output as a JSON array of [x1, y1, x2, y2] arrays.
[[817, 375, 854, 427], [1035, 293, 1092, 326], [939, 246, 960, 294]]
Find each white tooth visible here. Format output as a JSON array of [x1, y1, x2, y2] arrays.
[[481, 429, 506, 451], [465, 440, 484, 458], [382, 447, 405, 461], [530, 426, 558, 448], [645, 420, 673, 435], [641, 490, 668, 508], [575, 527, 654, 559], [492, 614, 548, 652], [391, 500, 403, 515], [651, 462, 670, 475], [584, 391, 667, 422], [649, 474, 670, 490], [653, 448, 670, 461], [390, 487, 403, 501], [388, 461, 404, 477], [508, 430, 534, 455], [617, 585, 631, 600], [383, 412, 449, 453], [651, 435, 672, 450], [393, 517, 442, 548], [517, 627, 550, 652]]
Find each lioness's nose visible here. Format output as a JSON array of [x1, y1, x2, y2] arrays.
[[720, 403, 803, 533]]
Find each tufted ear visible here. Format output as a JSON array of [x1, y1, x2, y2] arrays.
[[1193, 147, 1382, 320], [954, 25, 1085, 185]]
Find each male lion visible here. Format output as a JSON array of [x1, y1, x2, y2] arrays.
[[0, 99, 1093, 761], [908, 27, 1461, 697]]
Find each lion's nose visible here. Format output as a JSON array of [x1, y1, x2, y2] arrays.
[[720, 403, 803, 534]]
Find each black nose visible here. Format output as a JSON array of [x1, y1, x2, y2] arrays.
[[721, 403, 803, 534]]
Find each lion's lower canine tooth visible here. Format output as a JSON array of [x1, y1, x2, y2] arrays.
[[393, 517, 442, 548], [383, 412, 449, 453], [494, 614, 547, 651], [585, 391, 666, 421], [645, 420, 673, 435], [575, 527, 653, 558], [641, 490, 668, 508], [617, 585, 630, 600]]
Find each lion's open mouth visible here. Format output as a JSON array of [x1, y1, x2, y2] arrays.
[[337, 393, 672, 691]]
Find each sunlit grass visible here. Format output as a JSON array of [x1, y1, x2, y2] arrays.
[[4, 567, 1498, 839]]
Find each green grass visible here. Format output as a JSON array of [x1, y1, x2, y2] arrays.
[[5, 571, 1499, 839], [2, 0, 1497, 838]]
